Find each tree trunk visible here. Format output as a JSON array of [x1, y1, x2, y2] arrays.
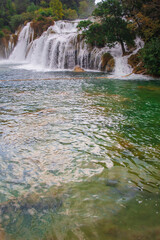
[[119, 40, 126, 55]]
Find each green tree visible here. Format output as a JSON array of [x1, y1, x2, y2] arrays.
[[79, 1, 89, 18], [27, 2, 39, 12], [78, 0, 135, 53], [0, 30, 5, 38], [49, 0, 63, 20], [6, 0, 16, 15], [63, 8, 78, 20], [141, 38, 160, 76], [92, 0, 135, 54], [14, 0, 30, 14], [36, 7, 53, 17], [77, 20, 106, 47], [40, 0, 49, 7], [122, 0, 160, 41]]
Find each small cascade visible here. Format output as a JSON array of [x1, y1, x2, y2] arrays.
[[4, 37, 14, 59], [114, 54, 132, 76], [10, 23, 34, 61], [111, 38, 144, 77]]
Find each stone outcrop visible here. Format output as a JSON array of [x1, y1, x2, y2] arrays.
[[128, 51, 147, 75], [74, 65, 85, 72], [101, 53, 115, 72]]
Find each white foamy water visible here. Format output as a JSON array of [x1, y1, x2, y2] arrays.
[[1, 20, 147, 79], [9, 21, 105, 71]]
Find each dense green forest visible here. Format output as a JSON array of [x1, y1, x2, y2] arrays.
[[0, 0, 95, 35], [0, 0, 160, 76]]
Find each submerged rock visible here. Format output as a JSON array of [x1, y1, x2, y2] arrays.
[[106, 179, 119, 187], [0, 192, 62, 217], [74, 65, 85, 72]]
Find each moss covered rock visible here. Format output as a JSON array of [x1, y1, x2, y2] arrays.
[[30, 17, 55, 39], [101, 53, 115, 72]]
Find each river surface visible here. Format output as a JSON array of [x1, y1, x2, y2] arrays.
[[0, 63, 160, 240]]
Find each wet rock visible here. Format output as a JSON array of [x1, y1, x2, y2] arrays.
[[106, 58, 115, 72], [101, 53, 115, 72], [128, 51, 147, 75], [74, 65, 85, 72], [0, 192, 62, 217]]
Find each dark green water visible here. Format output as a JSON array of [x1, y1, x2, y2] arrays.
[[0, 64, 160, 240]]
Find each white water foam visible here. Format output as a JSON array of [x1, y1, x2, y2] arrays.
[[0, 20, 150, 79], [9, 21, 104, 71]]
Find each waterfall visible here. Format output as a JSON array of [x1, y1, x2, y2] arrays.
[[111, 38, 144, 76], [7, 20, 143, 75], [10, 22, 34, 62], [9, 20, 105, 71]]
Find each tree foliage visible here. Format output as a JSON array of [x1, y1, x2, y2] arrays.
[[122, 0, 160, 41], [0, 30, 5, 38], [49, 0, 63, 20], [141, 38, 160, 76], [0, 0, 95, 33], [78, 0, 135, 54], [63, 8, 78, 20], [78, 20, 106, 47]]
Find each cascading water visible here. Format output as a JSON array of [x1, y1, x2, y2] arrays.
[[10, 22, 34, 62], [112, 38, 144, 76], [8, 20, 143, 75], [9, 20, 105, 71]]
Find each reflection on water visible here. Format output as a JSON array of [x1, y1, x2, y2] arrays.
[[0, 64, 160, 239]]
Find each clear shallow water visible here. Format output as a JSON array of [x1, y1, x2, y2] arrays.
[[0, 64, 160, 240]]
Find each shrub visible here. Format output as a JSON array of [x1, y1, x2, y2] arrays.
[[49, 0, 63, 20], [79, 1, 89, 18], [10, 13, 34, 31], [0, 18, 4, 29], [40, 1, 49, 8], [78, 21, 106, 47], [27, 3, 39, 13], [30, 17, 54, 39], [0, 30, 5, 38], [2, 26, 11, 34], [10, 15, 23, 31], [63, 9, 78, 20], [141, 38, 160, 76], [36, 8, 53, 18]]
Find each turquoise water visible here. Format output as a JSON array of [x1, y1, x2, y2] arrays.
[[0, 64, 160, 240]]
